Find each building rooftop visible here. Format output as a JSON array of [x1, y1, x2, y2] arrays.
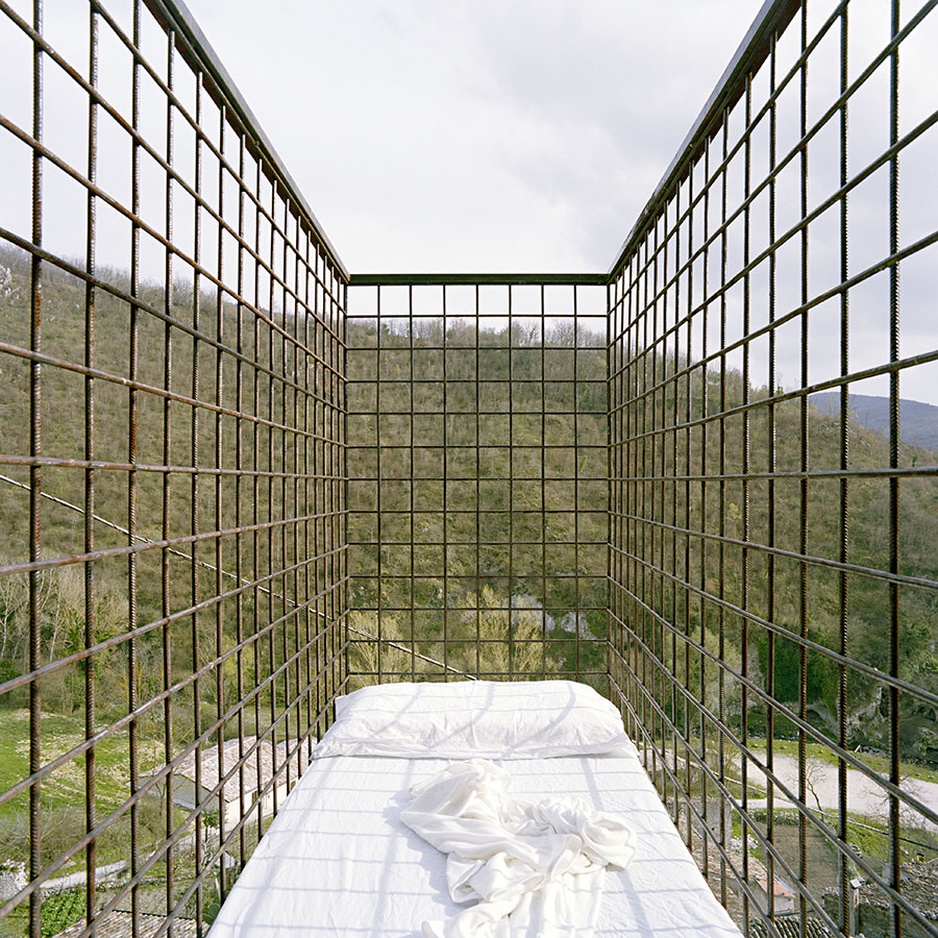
[[55, 911, 198, 938], [144, 737, 305, 804]]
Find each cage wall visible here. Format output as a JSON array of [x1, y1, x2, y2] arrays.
[[0, 1, 348, 935], [3, 0, 938, 936], [607, 1, 938, 936], [346, 278, 610, 688]]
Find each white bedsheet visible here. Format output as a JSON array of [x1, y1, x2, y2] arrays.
[[208, 747, 743, 938], [400, 759, 635, 937]]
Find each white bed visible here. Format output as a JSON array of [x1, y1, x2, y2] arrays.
[[208, 681, 742, 938]]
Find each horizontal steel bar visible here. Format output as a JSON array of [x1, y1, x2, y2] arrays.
[[349, 273, 610, 286]]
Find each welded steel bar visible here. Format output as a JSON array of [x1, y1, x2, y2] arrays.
[[128, 6, 143, 932], [350, 273, 607, 287], [739, 73, 753, 934], [836, 6, 851, 935], [190, 58, 205, 930], [235, 125, 248, 871], [27, 2, 43, 936], [887, 3, 902, 935], [213, 98, 228, 901], [162, 20, 177, 935], [83, 4, 99, 929]]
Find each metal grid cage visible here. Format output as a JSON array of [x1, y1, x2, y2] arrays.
[[0, 1, 347, 934], [1, 0, 937, 937], [608, 1, 938, 936], [346, 276, 609, 688]]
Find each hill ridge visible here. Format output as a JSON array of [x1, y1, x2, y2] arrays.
[[810, 392, 938, 453]]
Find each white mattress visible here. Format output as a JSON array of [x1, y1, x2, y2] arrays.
[[208, 746, 742, 937]]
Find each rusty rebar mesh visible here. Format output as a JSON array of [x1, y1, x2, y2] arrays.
[[2, 1, 938, 938], [346, 281, 609, 690], [0, 1, 347, 935], [608, 2, 938, 937]]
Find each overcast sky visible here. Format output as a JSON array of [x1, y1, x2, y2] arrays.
[[180, 0, 767, 274], [0, 1, 934, 405], [176, 0, 936, 408]]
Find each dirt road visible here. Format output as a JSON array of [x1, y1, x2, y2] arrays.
[[743, 752, 938, 833]]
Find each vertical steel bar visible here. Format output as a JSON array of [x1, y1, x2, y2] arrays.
[[765, 31, 778, 921], [606, 281, 613, 691], [609, 285, 615, 693], [717, 105, 728, 910], [128, 5, 142, 932], [274, 193, 285, 807], [214, 100, 228, 897], [682, 159, 695, 851], [250, 150, 262, 846], [639, 239, 649, 771], [669, 190, 680, 827], [375, 284, 384, 682], [888, 3, 902, 935], [699, 138, 711, 885], [235, 129, 247, 870], [338, 273, 348, 700], [190, 62, 204, 930], [28, 3, 43, 936], [740, 73, 753, 934], [474, 284, 482, 677], [339, 274, 349, 701], [642, 252, 648, 746], [635, 248, 643, 759], [650, 212, 660, 790], [407, 285, 415, 681], [622, 272, 630, 723], [798, 7, 811, 935], [83, 3, 99, 930], [162, 22, 177, 934], [539, 284, 546, 680], [837, 4, 852, 934], [574, 284, 582, 682], [265, 168, 277, 809], [441, 284, 448, 679], [290, 205, 302, 785], [507, 285, 514, 680], [623, 266, 628, 701]]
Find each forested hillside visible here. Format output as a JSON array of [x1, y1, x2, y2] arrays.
[[811, 391, 938, 453], [345, 313, 609, 681], [1, 243, 936, 766], [634, 360, 938, 764], [0, 244, 312, 733]]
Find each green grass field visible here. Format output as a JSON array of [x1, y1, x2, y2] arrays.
[[0, 710, 169, 874], [0, 710, 166, 819]]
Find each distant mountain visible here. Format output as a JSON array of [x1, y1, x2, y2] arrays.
[[810, 392, 938, 453]]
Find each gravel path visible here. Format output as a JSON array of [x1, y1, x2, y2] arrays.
[[743, 752, 938, 833]]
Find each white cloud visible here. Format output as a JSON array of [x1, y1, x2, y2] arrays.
[[180, 0, 767, 271], [1, 0, 934, 403]]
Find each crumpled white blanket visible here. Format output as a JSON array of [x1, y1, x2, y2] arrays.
[[400, 759, 635, 938]]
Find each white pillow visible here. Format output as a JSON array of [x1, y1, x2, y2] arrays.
[[313, 679, 632, 760]]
